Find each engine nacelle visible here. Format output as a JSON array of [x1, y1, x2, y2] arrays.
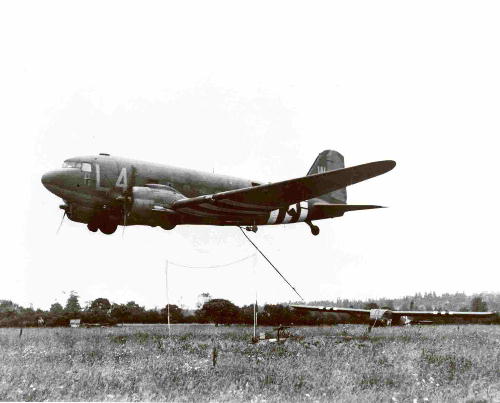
[[131, 185, 185, 219], [65, 204, 95, 224]]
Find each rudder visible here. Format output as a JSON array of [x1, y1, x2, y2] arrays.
[[307, 150, 347, 203]]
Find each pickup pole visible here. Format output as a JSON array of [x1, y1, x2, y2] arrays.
[[253, 254, 258, 339]]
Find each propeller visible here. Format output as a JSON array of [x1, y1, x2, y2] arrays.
[[56, 211, 66, 235], [121, 197, 127, 238], [121, 166, 136, 238]]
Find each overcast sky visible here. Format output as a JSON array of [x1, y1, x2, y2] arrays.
[[1, 1, 499, 310]]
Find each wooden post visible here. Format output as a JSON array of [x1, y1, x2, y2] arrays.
[[212, 346, 218, 367], [253, 297, 257, 340], [165, 261, 171, 337]]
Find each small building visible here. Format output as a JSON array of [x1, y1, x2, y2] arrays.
[[69, 319, 81, 328]]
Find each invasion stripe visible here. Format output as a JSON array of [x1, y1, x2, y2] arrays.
[[275, 208, 287, 224], [179, 205, 259, 220], [282, 210, 294, 224], [267, 209, 279, 224], [219, 199, 273, 211], [282, 203, 299, 224], [200, 203, 266, 215], [298, 201, 309, 222], [178, 207, 216, 217]]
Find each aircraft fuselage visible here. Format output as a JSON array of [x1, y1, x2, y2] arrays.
[[42, 151, 393, 235]]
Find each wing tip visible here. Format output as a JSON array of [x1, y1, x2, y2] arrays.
[[377, 159, 396, 172]]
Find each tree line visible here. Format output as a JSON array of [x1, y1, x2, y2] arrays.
[[0, 292, 498, 327]]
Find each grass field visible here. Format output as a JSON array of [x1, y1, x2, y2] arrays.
[[0, 324, 499, 402]]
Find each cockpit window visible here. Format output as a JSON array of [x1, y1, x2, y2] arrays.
[[62, 160, 93, 173], [62, 161, 80, 169]]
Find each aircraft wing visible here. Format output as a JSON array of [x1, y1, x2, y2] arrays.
[[172, 160, 395, 217], [291, 305, 497, 320], [291, 305, 370, 316]]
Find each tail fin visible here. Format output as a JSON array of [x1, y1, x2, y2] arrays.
[[307, 150, 347, 203]]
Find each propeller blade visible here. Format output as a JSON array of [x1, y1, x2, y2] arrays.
[[122, 165, 136, 238], [122, 199, 127, 238], [56, 211, 66, 234]]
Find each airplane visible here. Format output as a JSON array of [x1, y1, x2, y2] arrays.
[[291, 304, 498, 328], [41, 150, 395, 235]]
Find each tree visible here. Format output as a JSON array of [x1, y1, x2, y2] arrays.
[[0, 300, 21, 313], [64, 292, 81, 313], [49, 302, 64, 314], [239, 304, 257, 325], [363, 302, 379, 310], [199, 299, 240, 325], [471, 296, 488, 312], [160, 304, 185, 323], [142, 309, 161, 324], [381, 300, 395, 310], [111, 304, 130, 324], [125, 301, 145, 319], [261, 304, 294, 326], [89, 298, 111, 314]]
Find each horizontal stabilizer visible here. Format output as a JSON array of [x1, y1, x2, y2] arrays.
[[395, 310, 497, 318], [311, 203, 384, 219]]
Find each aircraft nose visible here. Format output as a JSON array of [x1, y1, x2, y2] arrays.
[[42, 171, 54, 187], [42, 168, 83, 196], [41, 170, 58, 188], [41, 169, 75, 194]]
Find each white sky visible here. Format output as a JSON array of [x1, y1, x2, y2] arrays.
[[1, 1, 499, 310]]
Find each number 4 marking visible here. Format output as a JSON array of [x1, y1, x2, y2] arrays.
[[115, 168, 128, 190]]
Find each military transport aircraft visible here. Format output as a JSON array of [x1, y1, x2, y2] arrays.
[[291, 304, 497, 327], [41, 150, 395, 235]]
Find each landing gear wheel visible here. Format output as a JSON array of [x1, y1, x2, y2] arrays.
[[245, 225, 258, 233], [100, 221, 117, 235], [311, 225, 320, 236], [87, 222, 98, 232], [161, 223, 177, 231], [306, 220, 320, 236]]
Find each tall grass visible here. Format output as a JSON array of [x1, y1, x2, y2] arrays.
[[0, 325, 498, 402]]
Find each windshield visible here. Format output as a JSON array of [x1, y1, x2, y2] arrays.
[[62, 161, 82, 169], [62, 161, 92, 172]]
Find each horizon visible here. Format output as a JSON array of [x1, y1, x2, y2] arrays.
[[4, 289, 499, 312]]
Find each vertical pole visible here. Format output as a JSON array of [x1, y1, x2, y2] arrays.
[[165, 261, 171, 337], [253, 253, 257, 339], [253, 297, 256, 339]]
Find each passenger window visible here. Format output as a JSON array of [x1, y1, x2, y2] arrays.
[[82, 163, 92, 172]]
